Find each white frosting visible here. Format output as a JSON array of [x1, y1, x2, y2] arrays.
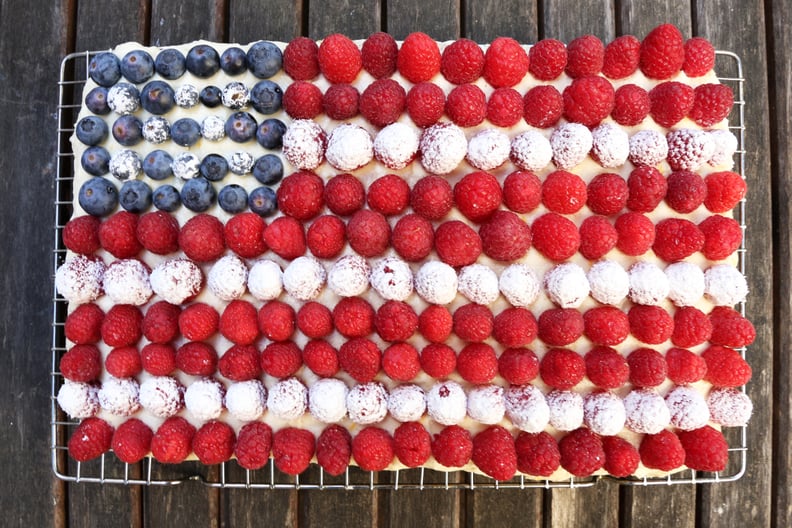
[[544, 262, 590, 308], [103, 259, 152, 305], [499, 263, 540, 307], [419, 123, 467, 175], [346, 382, 388, 425], [56, 380, 99, 419], [98, 377, 141, 416], [267, 378, 307, 420], [370, 256, 414, 301], [308, 378, 348, 423], [546, 390, 584, 431], [704, 264, 748, 305], [55, 255, 105, 305], [387, 384, 427, 422], [457, 263, 500, 305], [466, 385, 505, 425], [550, 123, 593, 169], [138, 376, 184, 418], [325, 123, 374, 171], [583, 391, 626, 436], [207, 254, 249, 301], [665, 261, 706, 306], [587, 260, 629, 305], [373, 122, 419, 169], [282, 256, 326, 301], [328, 254, 371, 297], [184, 377, 225, 421], [426, 380, 467, 425], [628, 129, 668, 166], [247, 259, 284, 300], [415, 261, 458, 305], [665, 385, 710, 431], [504, 385, 550, 433], [591, 123, 629, 168], [707, 387, 753, 427], [466, 129, 510, 171], [150, 258, 203, 304], [628, 261, 670, 305], [509, 130, 552, 172], [225, 379, 267, 422], [623, 388, 670, 434]]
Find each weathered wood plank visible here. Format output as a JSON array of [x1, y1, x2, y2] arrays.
[[229, 0, 303, 43], [465, 0, 539, 43], [549, 481, 620, 527], [308, 0, 380, 40], [617, 0, 692, 36], [149, 0, 226, 45], [467, 487, 544, 528], [385, 0, 460, 41], [542, 0, 616, 42]]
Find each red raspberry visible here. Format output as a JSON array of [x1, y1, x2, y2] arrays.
[[272, 427, 315, 475], [566, 34, 604, 78], [666, 347, 708, 384], [218, 344, 261, 381], [63, 215, 101, 255], [406, 82, 445, 127], [179, 214, 225, 262], [393, 422, 432, 468], [322, 83, 359, 120], [375, 300, 418, 342], [486, 87, 524, 127], [418, 305, 453, 344], [176, 341, 217, 376], [432, 425, 473, 468], [615, 212, 655, 256], [640, 23, 685, 79], [585, 345, 629, 389], [649, 81, 694, 128], [441, 38, 484, 84], [445, 83, 487, 127], [453, 303, 493, 342], [140, 343, 176, 376], [178, 302, 219, 341], [397, 32, 441, 83], [142, 301, 180, 344], [297, 301, 334, 338], [101, 304, 143, 347], [626, 165, 667, 213], [502, 170, 541, 213], [263, 216, 306, 260], [627, 347, 667, 388], [324, 173, 365, 216], [492, 307, 538, 348], [612, 83, 650, 126], [479, 210, 532, 261], [677, 425, 729, 471], [665, 170, 706, 214], [136, 211, 179, 255], [515, 431, 561, 476], [704, 171, 747, 213], [563, 76, 614, 127], [382, 342, 421, 382], [483, 37, 529, 88], [338, 338, 380, 382], [258, 299, 296, 342], [105, 346, 142, 378], [538, 308, 585, 346], [302, 339, 339, 377], [65, 303, 104, 344], [434, 220, 481, 267], [583, 306, 629, 346], [306, 214, 346, 259], [699, 215, 742, 261], [522, 85, 563, 128], [151, 416, 195, 464], [579, 215, 618, 259], [531, 213, 579, 262], [316, 424, 352, 475], [60, 344, 102, 382], [192, 420, 236, 465], [628, 305, 674, 345], [99, 211, 141, 258], [346, 209, 391, 258], [498, 347, 539, 385], [528, 38, 567, 80], [542, 170, 587, 214], [653, 218, 705, 262], [703, 344, 751, 387], [689, 83, 733, 127], [683, 37, 716, 77], [224, 212, 266, 258], [420, 342, 456, 378], [602, 34, 640, 79], [282, 81, 323, 119], [587, 172, 628, 215], [411, 175, 453, 220], [672, 306, 713, 348], [457, 342, 498, 384], [539, 347, 586, 389], [558, 427, 605, 477], [390, 214, 433, 262], [283, 37, 319, 80], [359, 78, 407, 128], [219, 299, 259, 345], [601, 435, 640, 478], [362, 32, 398, 79], [68, 417, 113, 462], [234, 421, 273, 470], [318, 33, 362, 84], [112, 418, 153, 463], [352, 426, 394, 471], [277, 170, 325, 221], [639, 429, 685, 471], [367, 174, 410, 216], [472, 425, 517, 480], [709, 306, 756, 348], [260, 341, 302, 378]]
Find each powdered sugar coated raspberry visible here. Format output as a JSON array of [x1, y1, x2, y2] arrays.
[[308, 378, 349, 423], [373, 122, 419, 170], [544, 262, 590, 308], [150, 258, 202, 305], [267, 378, 308, 420], [387, 384, 427, 422], [184, 377, 224, 421], [708, 129, 738, 168], [499, 263, 541, 308], [546, 390, 584, 431], [415, 261, 458, 305], [347, 382, 388, 425], [665, 385, 710, 431], [328, 254, 371, 297], [457, 264, 499, 305], [707, 387, 753, 427], [325, 123, 374, 172], [629, 261, 670, 305], [665, 261, 705, 306], [370, 256, 414, 301], [427, 380, 467, 426], [504, 384, 550, 433], [57, 380, 99, 419], [587, 260, 629, 305], [282, 119, 326, 170], [225, 379, 267, 422], [420, 122, 467, 175], [550, 123, 593, 169], [704, 264, 749, 306], [591, 123, 629, 168], [467, 385, 506, 425], [97, 377, 140, 416], [55, 255, 105, 305], [282, 256, 326, 301], [583, 391, 626, 436], [628, 129, 668, 166], [102, 259, 152, 306], [139, 375, 184, 418], [207, 255, 248, 301], [667, 128, 715, 171], [510, 131, 552, 172], [623, 388, 670, 434], [466, 129, 510, 171], [247, 259, 283, 301]]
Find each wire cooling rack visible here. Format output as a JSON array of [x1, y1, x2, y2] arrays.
[[51, 49, 747, 489]]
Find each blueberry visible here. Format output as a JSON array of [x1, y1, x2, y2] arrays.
[[256, 118, 287, 149], [78, 177, 118, 216], [218, 184, 249, 213], [119, 179, 153, 212], [247, 41, 282, 79], [170, 118, 202, 147], [120, 50, 155, 83], [180, 177, 216, 212], [199, 154, 229, 182], [142, 150, 174, 180], [111, 115, 144, 146], [140, 80, 176, 115], [85, 87, 110, 115], [75, 116, 109, 146], [250, 80, 283, 114], [252, 154, 284, 185], [248, 186, 278, 216], [81, 146, 111, 176], [89, 52, 121, 87], [155, 48, 186, 79], [220, 47, 248, 75], [224, 111, 257, 142], [199, 85, 222, 107], [152, 184, 181, 212], [186, 44, 220, 77]]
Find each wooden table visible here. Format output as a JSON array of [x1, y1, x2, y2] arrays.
[[0, 0, 783, 526]]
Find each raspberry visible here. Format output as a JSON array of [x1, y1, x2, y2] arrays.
[[393, 422, 432, 467], [666, 347, 708, 384], [338, 338, 380, 382], [263, 216, 306, 259], [136, 211, 179, 255], [60, 344, 102, 382], [283, 37, 319, 80], [502, 170, 541, 213], [587, 172, 628, 215], [218, 344, 261, 381], [479, 210, 532, 261], [433, 220, 481, 267], [672, 306, 713, 348], [602, 435, 640, 477], [192, 420, 236, 465], [683, 37, 716, 77], [457, 342, 498, 384], [296, 302, 333, 340], [101, 304, 143, 347], [352, 426, 394, 471], [540, 346, 586, 389], [653, 218, 705, 262], [498, 347, 539, 385], [626, 165, 667, 213], [346, 209, 390, 258], [709, 306, 756, 348], [418, 305, 453, 344], [272, 427, 315, 475], [411, 175, 453, 220], [472, 425, 517, 480], [649, 81, 694, 128], [382, 342, 420, 382], [615, 212, 655, 256], [257, 299, 296, 342], [176, 341, 217, 376], [324, 173, 364, 216], [359, 78, 406, 128], [704, 171, 747, 213], [302, 339, 339, 377], [486, 87, 523, 127], [492, 307, 538, 348], [566, 34, 604, 78], [99, 211, 141, 258], [528, 38, 567, 80], [628, 305, 674, 345], [218, 300, 259, 345], [703, 344, 751, 387], [179, 214, 225, 262], [578, 215, 618, 259], [689, 83, 733, 127], [522, 85, 563, 128], [699, 215, 742, 261], [68, 417, 113, 462], [234, 421, 273, 470], [639, 429, 685, 471], [151, 416, 195, 464], [612, 83, 650, 126], [105, 346, 142, 378], [483, 37, 529, 88], [140, 342, 176, 376], [277, 170, 325, 221], [306, 214, 346, 259], [142, 301, 180, 344], [362, 32, 398, 79], [367, 174, 410, 216], [322, 83, 359, 120], [318, 33, 362, 83], [453, 303, 493, 342], [627, 347, 667, 388], [665, 170, 706, 214], [585, 345, 629, 389], [63, 215, 101, 255], [542, 170, 587, 214], [432, 425, 473, 468], [558, 427, 605, 476], [419, 342, 456, 378], [178, 302, 219, 341], [224, 212, 267, 258], [445, 83, 487, 127], [677, 425, 729, 471], [441, 38, 484, 84], [515, 431, 561, 476], [640, 23, 685, 79], [260, 341, 302, 378], [282, 81, 323, 119], [316, 424, 352, 475], [397, 32, 441, 83], [562, 76, 614, 127], [602, 34, 640, 79], [112, 418, 153, 463], [406, 82, 445, 127], [65, 303, 104, 344], [531, 213, 579, 262], [375, 300, 418, 342], [583, 306, 629, 346]]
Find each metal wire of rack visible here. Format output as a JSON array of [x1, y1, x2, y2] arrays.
[[51, 48, 747, 489]]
